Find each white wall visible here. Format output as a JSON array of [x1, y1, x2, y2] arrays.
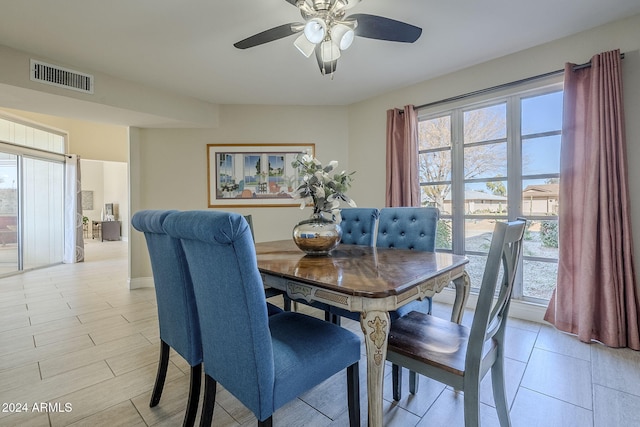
[[81, 159, 129, 239], [128, 104, 349, 279]]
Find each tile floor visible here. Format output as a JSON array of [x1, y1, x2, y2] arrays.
[[0, 239, 639, 426]]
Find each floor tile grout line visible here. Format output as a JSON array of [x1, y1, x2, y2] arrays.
[[519, 385, 594, 412]]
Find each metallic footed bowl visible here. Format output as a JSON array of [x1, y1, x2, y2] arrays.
[[292, 215, 342, 256]]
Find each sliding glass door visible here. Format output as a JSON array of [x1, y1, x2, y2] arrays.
[[22, 157, 64, 270], [0, 152, 18, 275], [0, 115, 67, 276]]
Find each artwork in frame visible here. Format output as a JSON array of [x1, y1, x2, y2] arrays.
[[207, 143, 315, 207]]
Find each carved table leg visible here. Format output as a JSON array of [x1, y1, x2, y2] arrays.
[[451, 271, 471, 324], [360, 310, 391, 427]]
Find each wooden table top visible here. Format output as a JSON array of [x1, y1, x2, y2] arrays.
[[255, 240, 468, 298]]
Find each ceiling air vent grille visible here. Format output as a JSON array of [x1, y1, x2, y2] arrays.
[[30, 59, 94, 94]]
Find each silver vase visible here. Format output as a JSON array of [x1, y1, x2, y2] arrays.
[[292, 213, 342, 256]]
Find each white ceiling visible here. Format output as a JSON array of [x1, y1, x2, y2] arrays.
[[1, 0, 640, 109]]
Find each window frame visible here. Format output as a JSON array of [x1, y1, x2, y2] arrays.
[[417, 77, 563, 304]]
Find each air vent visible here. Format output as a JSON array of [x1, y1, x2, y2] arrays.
[[30, 59, 94, 94]]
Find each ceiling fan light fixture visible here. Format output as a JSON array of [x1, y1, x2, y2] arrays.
[[303, 18, 326, 44], [319, 39, 341, 62], [294, 33, 316, 58], [331, 23, 355, 50], [333, 0, 361, 12]]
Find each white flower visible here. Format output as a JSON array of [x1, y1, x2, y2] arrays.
[[291, 153, 356, 216]]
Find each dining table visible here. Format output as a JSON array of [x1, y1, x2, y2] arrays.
[[254, 240, 470, 427]]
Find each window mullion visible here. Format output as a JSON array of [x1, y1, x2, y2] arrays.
[[507, 95, 522, 221], [451, 109, 465, 255]]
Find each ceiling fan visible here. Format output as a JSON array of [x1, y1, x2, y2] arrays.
[[234, 0, 422, 76]]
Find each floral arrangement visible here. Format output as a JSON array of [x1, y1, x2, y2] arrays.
[[291, 153, 356, 220]]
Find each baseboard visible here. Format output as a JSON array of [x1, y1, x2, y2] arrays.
[[433, 287, 548, 324], [128, 276, 154, 289]]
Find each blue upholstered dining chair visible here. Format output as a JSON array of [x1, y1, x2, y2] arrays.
[[339, 207, 379, 246], [163, 210, 361, 427], [386, 219, 526, 427], [330, 206, 439, 400], [244, 214, 289, 310], [131, 210, 202, 427]]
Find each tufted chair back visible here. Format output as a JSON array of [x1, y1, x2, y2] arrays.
[[339, 208, 379, 246], [376, 207, 439, 251]]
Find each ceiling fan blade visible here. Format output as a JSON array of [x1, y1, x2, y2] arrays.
[[234, 23, 302, 49], [349, 13, 422, 43]]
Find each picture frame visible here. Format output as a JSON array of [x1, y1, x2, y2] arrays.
[[207, 143, 315, 208]]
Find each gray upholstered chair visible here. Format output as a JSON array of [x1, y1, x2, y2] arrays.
[[386, 218, 526, 427], [131, 210, 202, 427], [163, 210, 361, 427], [330, 206, 439, 399]]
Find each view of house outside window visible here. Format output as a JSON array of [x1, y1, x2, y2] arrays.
[[418, 83, 562, 303]]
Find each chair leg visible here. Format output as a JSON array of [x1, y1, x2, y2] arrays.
[[199, 374, 217, 427], [463, 381, 481, 427], [347, 362, 360, 427], [258, 417, 273, 427], [491, 358, 512, 427], [283, 296, 291, 312], [392, 364, 402, 401], [183, 364, 202, 427], [409, 370, 419, 395], [149, 341, 170, 407], [327, 313, 341, 326]]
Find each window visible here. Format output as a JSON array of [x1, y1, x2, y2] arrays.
[[419, 82, 562, 303]]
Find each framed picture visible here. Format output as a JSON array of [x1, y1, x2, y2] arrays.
[[81, 190, 94, 210], [207, 143, 315, 207]]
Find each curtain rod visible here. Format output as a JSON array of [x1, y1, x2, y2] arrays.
[[403, 52, 625, 112]]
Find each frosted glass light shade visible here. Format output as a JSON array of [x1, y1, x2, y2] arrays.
[[332, 23, 355, 50], [319, 39, 341, 62], [294, 34, 316, 58], [304, 18, 326, 44]]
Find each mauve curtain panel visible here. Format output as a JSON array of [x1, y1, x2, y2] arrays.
[[386, 105, 420, 207], [544, 49, 640, 350]]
